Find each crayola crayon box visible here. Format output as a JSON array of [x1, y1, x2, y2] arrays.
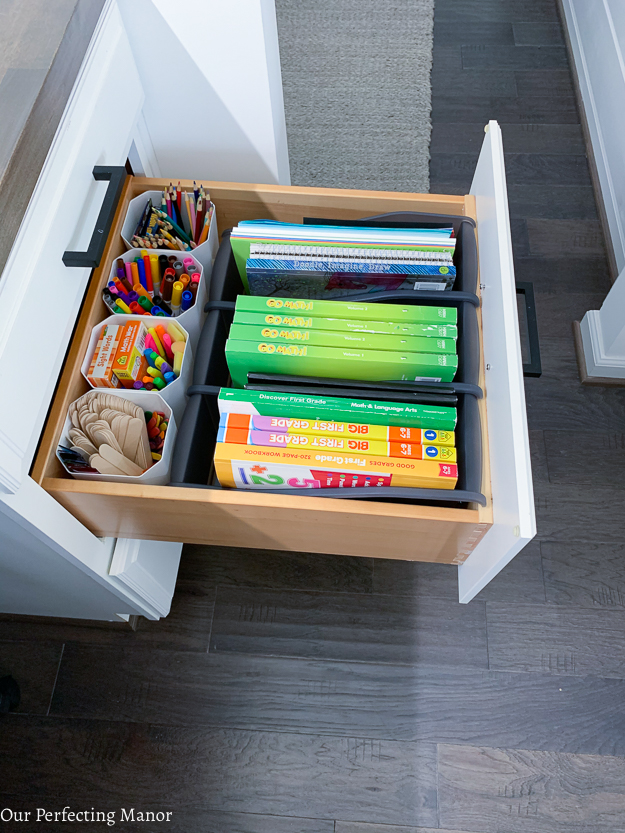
[[219, 412, 456, 447], [225, 339, 458, 387], [234, 295, 457, 325], [233, 311, 459, 339], [214, 442, 458, 490], [218, 389, 457, 431], [228, 323, 457, 355], [217, 425, 457, 462]]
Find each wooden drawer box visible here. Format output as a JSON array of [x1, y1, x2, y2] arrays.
[[32, 148, 527, 571]]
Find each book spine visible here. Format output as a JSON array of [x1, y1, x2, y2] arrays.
[[228, 324, 457, 354], [247, 259, 456, 276], [219, 413, 456, 446], [235, 295, 458, 324], [221, 427, 457, 462], [217, 389, 458, 430], [233, 311, 459, 339]]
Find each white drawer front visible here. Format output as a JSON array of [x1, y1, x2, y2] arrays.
[[458, 121, 537, 602], [0, 0, 143, 492]]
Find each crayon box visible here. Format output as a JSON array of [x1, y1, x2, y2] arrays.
[[111, 320, 149, 386], [86, 324, 122, 388]]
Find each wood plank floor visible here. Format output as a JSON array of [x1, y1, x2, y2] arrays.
[[2, 0, 625, 830]]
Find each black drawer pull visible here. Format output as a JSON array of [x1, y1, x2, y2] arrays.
[[516, 281, 542, 378], [62, 166, 127, 268]]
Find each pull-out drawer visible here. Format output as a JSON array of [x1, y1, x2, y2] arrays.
[[31, 123, 535, 588]]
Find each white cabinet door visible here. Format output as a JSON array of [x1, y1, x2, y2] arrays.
[[458, 121, 537, 603], [0, 0, 181, 621]]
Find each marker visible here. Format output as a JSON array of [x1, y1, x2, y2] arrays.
[[129, 302, 145, 315], [127, 290, 139, 306], [112, 304, 125, 314], [168, 322, 187, 343], [138, 295, 154, 313], [132, 381, 144, 390], [171, 280, 183, 316], [150, 255, 161, 295], [164, 371, 176, 384], [147, 366, 164, 380], [130, 261, 140, 287], [183, 257, 194, 273], [133, 282, 151, 300], [125, 262, 134, 286], [151, 306, 166, 316], [152, 376, 166, 390], [173, 261, 184, 279], [158, 254, 168, 279], [137, 258, 148, 292], [189, 280, 199, 302], [181, 290, 193, 311], [115, 298, 132, 314], [141, 251, 153, 295], [152, 295, 173, 315], [148, 328, 166, 358], [161, 333, 174, 361]]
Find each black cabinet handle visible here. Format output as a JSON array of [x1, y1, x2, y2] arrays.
[[516, 281, 542, 377], [62, 166, 127, 268]]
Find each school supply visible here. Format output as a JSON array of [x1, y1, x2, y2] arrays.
[[218, 412, 455, 446], [228, 323, 456, 354], [217, 424, 457, 462], [111, 320, 148, 386], [245, 244, 456, 297], [233, 310, 458, 339], [230, 221, 456, 288], [87, 324, 122, 388], [218, 388, 458, 431], [61, 391, 157, 475], [86, 319, 187, 391], [213, 441, 458, 491], [234, 295, 458, 324], [225, 339, 458, 387], [130, 182, 214, 250], [107, 251, 202, 317]]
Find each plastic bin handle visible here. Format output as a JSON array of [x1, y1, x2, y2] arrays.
[[516, 282, 542, 378], [62, 166, 127, 268]]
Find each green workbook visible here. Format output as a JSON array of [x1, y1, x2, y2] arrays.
[[218, 388, 457, 430], [225, 339, 458, 387], [233, 311, 458, 339], [228, 323, 456, 355], [234, 295, 458, 325]]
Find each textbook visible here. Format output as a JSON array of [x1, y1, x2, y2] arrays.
[[217, 425, 458, 462], [230, 221, 456, 287], [225, 339, 459, 387], [218, 412, 456, 446], [246, 267, 453, 298], [217, 389, 458, 431], [234, 295, 458, 325], [233, 311, 458, 339], [228, 323, 457, 355], [214, 442, 458, 490]]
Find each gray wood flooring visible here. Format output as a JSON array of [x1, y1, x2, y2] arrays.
[[2, 0, 625, 830]]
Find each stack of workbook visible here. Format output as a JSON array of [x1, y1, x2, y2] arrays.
[[213, 388, 458, 491], [229, 220, 457, 298], [224, 295, 459, 386]]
